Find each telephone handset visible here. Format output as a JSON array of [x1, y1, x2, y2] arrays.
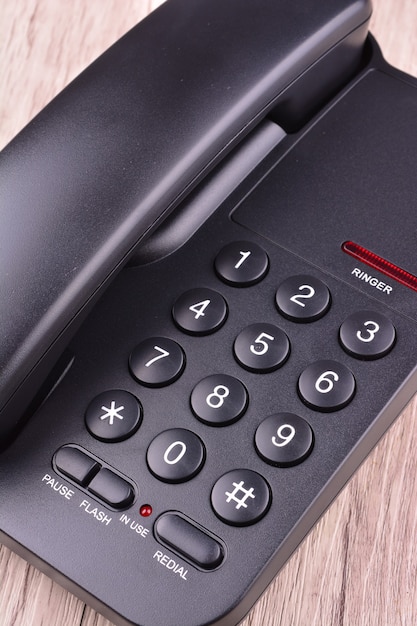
[[0, 0, 370, 444], [1, 1, 417, 625]]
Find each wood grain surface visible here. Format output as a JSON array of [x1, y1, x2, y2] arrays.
[[1, 1, 417, 625]]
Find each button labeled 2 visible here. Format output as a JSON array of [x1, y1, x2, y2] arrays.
[[276, 275, 330, 322]]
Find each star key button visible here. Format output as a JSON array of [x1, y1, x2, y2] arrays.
[[85, 390, 143, 442]]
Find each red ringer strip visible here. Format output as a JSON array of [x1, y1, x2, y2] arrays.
[[342, 241, 417, 293]]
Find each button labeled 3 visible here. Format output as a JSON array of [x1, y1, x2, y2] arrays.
[[339, 310, 396, 359]]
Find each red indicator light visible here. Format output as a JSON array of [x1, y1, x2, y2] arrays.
[[140, 504, 153, 517], [342, 241, 417, 293]]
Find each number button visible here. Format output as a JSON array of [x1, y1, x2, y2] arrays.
[[214, 241, 269, 286], [339, 310, 396, 359], [172, 288, 228, 335], [275, 275, 330, 322], [211, 469, 271, 526], [255, 413, 314, 467], [147, 429, 205, 483], [129, 337, 185, 387], [298, 360, 355, 411], [233, 323, 290, 372], [190, 374, 248, 426]]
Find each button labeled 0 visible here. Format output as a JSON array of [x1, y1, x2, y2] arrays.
[[147, 428, 205, 483]]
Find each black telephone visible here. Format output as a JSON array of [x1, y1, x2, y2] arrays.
[[1, 0, 417, 624]]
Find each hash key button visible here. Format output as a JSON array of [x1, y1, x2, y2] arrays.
[[211, 469, 271, 526]]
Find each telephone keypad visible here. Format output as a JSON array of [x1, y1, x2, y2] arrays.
[[76, 243, 396, 532]]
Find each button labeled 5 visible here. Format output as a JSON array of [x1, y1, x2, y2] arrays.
[[234, 323, 290, 372]]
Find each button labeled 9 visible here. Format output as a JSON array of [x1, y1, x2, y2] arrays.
[[255, 413, 314, 467]]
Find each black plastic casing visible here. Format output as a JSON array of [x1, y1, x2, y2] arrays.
[[1, 35, 417, 626]]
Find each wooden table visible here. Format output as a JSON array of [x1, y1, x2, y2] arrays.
[[1, 1, 416, 624]]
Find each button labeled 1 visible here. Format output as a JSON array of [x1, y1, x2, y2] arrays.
[[214, 241, 269, 286]]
